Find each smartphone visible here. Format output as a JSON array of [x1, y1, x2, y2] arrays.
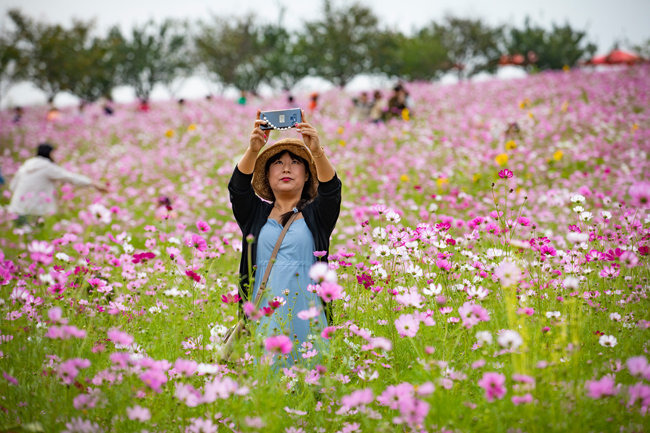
[[260, 108, 302, 130]]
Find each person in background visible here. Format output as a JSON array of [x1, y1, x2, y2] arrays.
[[138, 98, 150, 112], [387, 83, 409, 120], [238, 91, 247, 105], [369, 90, 385, 123], [351, 91, 372, 122], [12, 106, 24, 124], [308, 92, 319, 112], [8, 143, 107, 225]]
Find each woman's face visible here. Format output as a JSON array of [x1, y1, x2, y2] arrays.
[[267, 152, 308, 199]]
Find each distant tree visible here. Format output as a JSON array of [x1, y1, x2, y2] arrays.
[[67, 26, 126, 102], [631, 38, 650, 60], [120, 19, 191, 100], [505, 18, 596, 70], [258, 15, 308, 91], [431, 16, 504, 79], [0, 21, 26, 104], [294, 0, 383, 87], [194, 14, 268, 93], [384, 28, 448, 81], [7, 9, 95, 102]]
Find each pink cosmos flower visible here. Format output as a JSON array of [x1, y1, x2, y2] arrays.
[[140, 368, 168, 393], [265, 335, 292, 354], [626, 356, 649, 377], [107, 328, 134, 346], [627, 383, 650, 411], [185, 269, 202, 283], [395, 313, 420, 338], [316, 281, 343, 302], [48, 306, 65, 323], [498, 169, 513, 179], [196, 220, 211, 232], [494, 260, 521, 286], [512, 393, 533, 405], [126, 405, 151, 422], [586, 376, 617, 399], [28, 240, 54, 265], [458, 301, 490, 329], [174, 359, 198, 377], [436, 258, 452, 271], [478, 372, 506, 402], [628, 181, 650, 208], [321, 326, 336, 339], [3, 371, 18, 386], [243, 302, 262, 320], [297, 306, 321, 320], [187, 234, 207, 252], [340, 388, 374, 410]]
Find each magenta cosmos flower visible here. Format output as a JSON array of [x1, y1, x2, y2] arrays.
[[498, 169, 514, 179], [478, 372, 507, 402], [265, 335, 292, 354]]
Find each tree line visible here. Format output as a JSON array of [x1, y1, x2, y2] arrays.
[[0, 1, 602, 105]]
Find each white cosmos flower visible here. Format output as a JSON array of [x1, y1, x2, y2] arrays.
[[601, 211, 612, 220], [572, 205, 585, 213], [386, 210, 401, 223], [598, 335, 617, 347], [423, 283, 442, 296], [579, 211, 593, 222], [570, 194, 585, 203], [374, 245, 391, 257], [497, 330, 523, 350], [476, 331, 493, 345]]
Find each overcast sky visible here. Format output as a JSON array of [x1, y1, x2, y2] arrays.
[[1, 0, 648, 108]]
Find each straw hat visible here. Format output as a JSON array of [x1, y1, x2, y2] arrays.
[[252, 138, 319, 202]]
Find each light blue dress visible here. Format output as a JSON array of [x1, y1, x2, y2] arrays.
[[252, 217, 328, 365]]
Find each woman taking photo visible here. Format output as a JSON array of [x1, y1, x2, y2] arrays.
[[228, 110, 341, 364]]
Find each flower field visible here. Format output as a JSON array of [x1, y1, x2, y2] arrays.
[[1, 65, 649, 432]]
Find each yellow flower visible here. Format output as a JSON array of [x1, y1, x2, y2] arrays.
[[495, 153, 508, 166], [400, 174, 410, 182], [338, 139, 346, 147], [632, 123, 639, 131], [563, 65, 570, 72], [165, 129, 175, 138], [436, 177, 448, 187], [337, 126, 344, 134], [187, 123, 197, 131], [528, 111, 535, 119], [401, 108, 410, 121], [553, 150, 563, 161], [505, 140, 517, 150], [519, 98, 530, 109], [560, 101, 569, 113], [472, 173, 481, 183]]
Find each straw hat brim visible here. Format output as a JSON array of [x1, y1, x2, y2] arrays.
[[252, 138, 319, 202]]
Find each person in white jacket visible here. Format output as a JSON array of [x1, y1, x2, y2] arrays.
[[9, 143, 106, 220]]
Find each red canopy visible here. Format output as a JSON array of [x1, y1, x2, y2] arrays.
[[586, 50, 643, 66], [605, 50, 641, 65], [586, 55, 607, 65]]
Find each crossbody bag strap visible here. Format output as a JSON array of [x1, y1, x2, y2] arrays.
[[252, 211, 300, 307]]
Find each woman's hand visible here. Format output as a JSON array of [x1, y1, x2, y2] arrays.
[[249, 110, 269, 153], [297, 109, 324, 157]]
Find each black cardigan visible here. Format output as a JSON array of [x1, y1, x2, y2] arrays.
[[228, 165, 342, 323]]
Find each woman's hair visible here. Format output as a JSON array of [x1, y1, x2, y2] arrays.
[[36, 143, 55, 162], [265, 150, 312, 226]]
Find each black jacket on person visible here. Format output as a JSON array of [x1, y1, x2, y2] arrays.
[[228, 165, 342, 324]]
